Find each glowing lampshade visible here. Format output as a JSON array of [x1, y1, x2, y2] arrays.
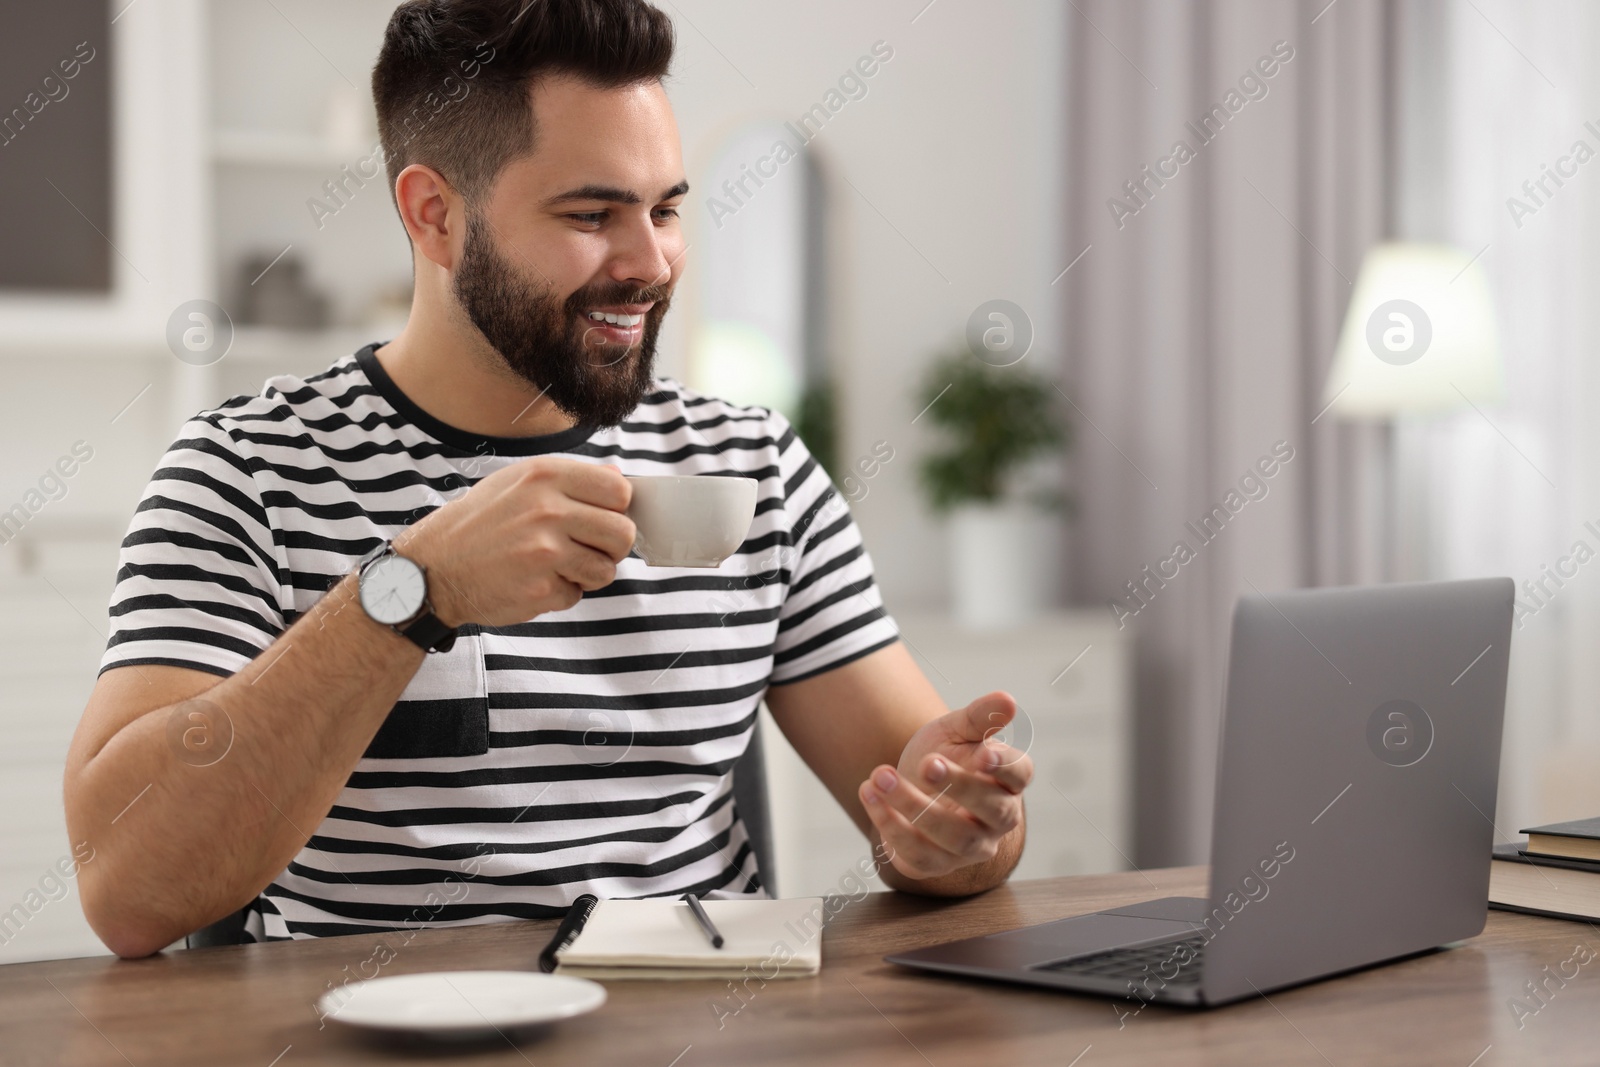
[[1323, 242, 1503, 419]]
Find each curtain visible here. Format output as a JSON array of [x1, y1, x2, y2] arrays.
[[1396, 0, 1600, 835], [1061, 0, 1396, 864]]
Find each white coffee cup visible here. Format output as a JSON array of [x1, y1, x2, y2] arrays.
[[624, 475, 758, 568]]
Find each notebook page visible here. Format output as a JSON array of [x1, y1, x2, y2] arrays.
[[559, 897, 825, 969]]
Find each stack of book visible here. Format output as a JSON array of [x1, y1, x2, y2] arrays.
[[1491, 816, 1600, 922]]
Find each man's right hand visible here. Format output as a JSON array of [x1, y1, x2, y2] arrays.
[[394, 458, 635, 628], [67, 457, 636, 956]]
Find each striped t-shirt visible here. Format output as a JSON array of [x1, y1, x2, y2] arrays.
[[100, 342, 898, 940]]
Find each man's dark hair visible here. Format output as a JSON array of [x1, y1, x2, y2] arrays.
[[372, 0, 674, 204]]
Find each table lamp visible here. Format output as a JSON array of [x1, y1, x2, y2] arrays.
[[1322, 242, 1504, 418], [1322, 242, 1504, 581]]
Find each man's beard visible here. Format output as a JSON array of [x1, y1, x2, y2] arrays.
[[452, 211, 671, 428]]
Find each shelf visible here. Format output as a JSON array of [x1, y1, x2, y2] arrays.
[[224, 325, 396, 362], [0, 326, 165, 360], [0, 325, 400, 363], [212, 128, 374, 169]]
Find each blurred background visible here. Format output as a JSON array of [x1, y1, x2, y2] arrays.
[[3, 0, 1597, 962]]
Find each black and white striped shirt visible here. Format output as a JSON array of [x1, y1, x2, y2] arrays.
[[100, 343, 897, 940]]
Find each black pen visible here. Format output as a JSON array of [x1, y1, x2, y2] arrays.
[[683, 892, 724, 949], [538, 894, 599, 973]]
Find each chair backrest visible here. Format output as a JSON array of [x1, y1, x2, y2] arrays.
[[186, 717, 779, 948], [732, 714, 777, 893], [185, 905, 246, 949]]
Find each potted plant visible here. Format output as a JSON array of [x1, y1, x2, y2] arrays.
[[915, 346, 1069, 628]]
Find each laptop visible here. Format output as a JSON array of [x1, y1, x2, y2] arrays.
[[887, 577, 1515, 1007]]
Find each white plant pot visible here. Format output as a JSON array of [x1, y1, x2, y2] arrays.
[[948, 503, 1061, 630]]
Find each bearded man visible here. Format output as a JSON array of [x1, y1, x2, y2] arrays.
[[64, 0, 1031, 956]]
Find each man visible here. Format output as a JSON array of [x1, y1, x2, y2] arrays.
[[64, 0, 1030, 957]]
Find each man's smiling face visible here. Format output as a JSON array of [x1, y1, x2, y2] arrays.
[[451, 73, 688, 427]]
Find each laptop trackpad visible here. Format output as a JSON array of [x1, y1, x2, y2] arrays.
[[1102, 896, 1211, 924], [981, 897, 1207, 964], [902, 895, 1203, 972], [986, 913, 1196, 953], [891, 897, 1209, 970]]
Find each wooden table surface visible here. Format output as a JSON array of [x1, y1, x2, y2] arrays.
[[4, 867, 1596, 1066]]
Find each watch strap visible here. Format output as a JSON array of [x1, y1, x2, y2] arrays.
[[398, 611, 458, 654]]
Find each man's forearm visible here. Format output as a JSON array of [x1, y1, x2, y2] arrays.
[[876, 805, 1026, 897], [66, 574, 425, 957]]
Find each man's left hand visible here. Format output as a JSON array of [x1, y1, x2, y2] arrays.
[[857, 691, 1033, 882]]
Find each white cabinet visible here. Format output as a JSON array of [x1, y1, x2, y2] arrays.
[[0, 565, 119, 963], [762, 611, 1132, 897]]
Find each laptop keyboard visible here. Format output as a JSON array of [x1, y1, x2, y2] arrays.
[[1036, 934, 1206, 985]]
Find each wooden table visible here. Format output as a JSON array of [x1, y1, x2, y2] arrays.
[[4, 868, 1596, 1066]]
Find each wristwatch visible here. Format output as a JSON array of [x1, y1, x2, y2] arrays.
[[356, 540, 458, 653]]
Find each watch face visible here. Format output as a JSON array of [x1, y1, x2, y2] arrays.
[[360, 554, 427, 626]]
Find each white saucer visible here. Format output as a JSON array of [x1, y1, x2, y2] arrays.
[[319, 971, 606, 1037]]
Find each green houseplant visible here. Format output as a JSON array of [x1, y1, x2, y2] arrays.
[[917, 347, 1068, 511], [915, 346, 1070, 627]]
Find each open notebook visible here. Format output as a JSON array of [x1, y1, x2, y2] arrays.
[[555, 897, 826, 979]]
